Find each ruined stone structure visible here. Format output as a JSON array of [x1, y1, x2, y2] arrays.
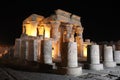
[[14, 9, 84, 76], [14, 9, 84, 62], [5, 9, 120, 77]]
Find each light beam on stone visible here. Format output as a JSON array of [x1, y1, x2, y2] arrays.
[[83, 44, 87, 58]]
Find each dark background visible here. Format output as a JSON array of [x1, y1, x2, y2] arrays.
[[0, 0, 118, 45]]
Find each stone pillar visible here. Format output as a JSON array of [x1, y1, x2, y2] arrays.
[[51, 21, 60, 60], [63, 42, 78, 67], [51, 21, 60, 41], [33, 39, 41, 62], [36, 39, 41, 62], [41, 38, 52, 64], [27, 39, 34, 61], [14, 39, 22, 58], [90, 45, 103, 70], [114, 50, 120, 64], [61, 42, 82, 76], [33, 39, 38, 61], [75, 26, 83, 58], [103, 46, 116, 67], [25, 39, 41, 62], [25, 41, 29, 60], [52, 41, 60, 61], [20, 39, 29, 62]]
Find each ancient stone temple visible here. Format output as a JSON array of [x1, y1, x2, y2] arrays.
[[14, 9, 84, 62]]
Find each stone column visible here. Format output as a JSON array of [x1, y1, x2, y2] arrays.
[[25, 41, 29, 60], [75, 26, 83, 58], [61, 42, 77, 67], [27, 39, 34, 61], [61, 42, 82, 76], [33, 39, 41, 62], [67, 42, 78, 67], [36, 39, 41, 62], [14, 39, 22, 58], [103, 46, 116, 67], [20, 39, 29, 62], [41, 38, 52, 64], [51, 21, 60, 41], [114, 50, 120, 64], [51, 21, 60, 60], [25, 39, 41, 62], [90, 45, 103, 70]]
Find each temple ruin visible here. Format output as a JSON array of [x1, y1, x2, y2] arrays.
[[0, 9, 120, 78], [14, 9, 88, 76], [14, 9, 87, 62]]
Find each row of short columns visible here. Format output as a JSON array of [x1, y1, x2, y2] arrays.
[[14, 38, 53, 64], [14, 38, 120, 76], [89, 44, 118, 71], [42, 41, 82, 76], [14, 38, 82, 76]]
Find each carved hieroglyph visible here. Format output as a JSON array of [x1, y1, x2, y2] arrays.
[[51, 21, 60, 41], [61, 42, 78, 67]]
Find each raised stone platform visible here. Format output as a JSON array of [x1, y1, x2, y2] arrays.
[[66, 67, 82, 76], [90, 64, 103, 70], [103, 61, 116, 67]]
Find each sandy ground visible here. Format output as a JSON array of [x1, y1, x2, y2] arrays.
[[0, 65, 120, 80], [0, 45, 120, 80]]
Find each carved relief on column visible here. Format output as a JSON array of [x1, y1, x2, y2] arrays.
[[76, 26, 83, 38], [41, 39, 52, 64], [103, 46, 116, 67], [63, 24, 74, 42], [75, 26, 84, 57], [50, 21, 60, 41]]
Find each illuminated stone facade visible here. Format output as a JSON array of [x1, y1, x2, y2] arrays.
[[14, 9, 85, 76], [14, 9, 84, 61]]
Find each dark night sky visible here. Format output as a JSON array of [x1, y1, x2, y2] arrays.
[[0, 0, 118, 45]]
